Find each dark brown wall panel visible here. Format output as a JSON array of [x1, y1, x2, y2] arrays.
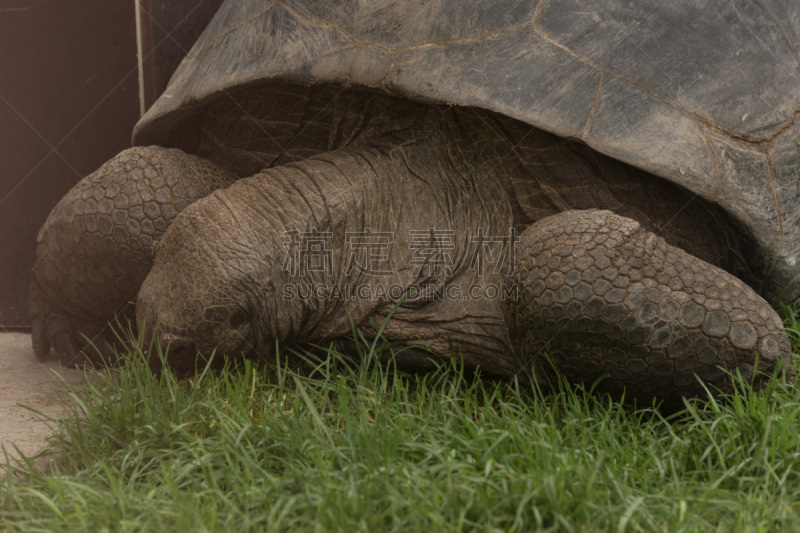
[[0, 0, 140, 328], [0, 0, 222, 328]]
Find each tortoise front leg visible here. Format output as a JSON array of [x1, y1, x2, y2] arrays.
[[30, 146, 236, 364], [508, 209, 792, 404]]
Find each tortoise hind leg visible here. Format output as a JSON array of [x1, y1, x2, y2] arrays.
[[30, 146, 237, 364], [507, 209, 792, 405]]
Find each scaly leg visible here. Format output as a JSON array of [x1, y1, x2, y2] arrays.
[[508, 209, 792, 405]]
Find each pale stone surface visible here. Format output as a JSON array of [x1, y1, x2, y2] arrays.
[[0, 332, 83, 462]]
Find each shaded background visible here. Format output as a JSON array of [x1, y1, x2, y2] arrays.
[[0, 0, 223, 328]]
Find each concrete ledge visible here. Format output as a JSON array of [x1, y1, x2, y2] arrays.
[[0, 332, 84, 461]]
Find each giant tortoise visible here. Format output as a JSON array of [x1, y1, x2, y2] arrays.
[[30, 0, 800, 405]]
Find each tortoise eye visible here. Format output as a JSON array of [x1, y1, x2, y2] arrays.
[[229, 308, 248, 328]]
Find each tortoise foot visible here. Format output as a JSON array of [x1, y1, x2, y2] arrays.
[[509, 209, 793, 404], [30, 279, 121, 365]]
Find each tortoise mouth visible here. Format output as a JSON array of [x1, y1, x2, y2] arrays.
[[147, 322, 253, 366], [158, 332, 197, 367]]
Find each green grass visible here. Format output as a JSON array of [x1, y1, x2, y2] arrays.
[[2, 311, 800, 532]]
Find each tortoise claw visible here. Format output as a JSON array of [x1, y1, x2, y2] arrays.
[[30, 308, 81, 364], [30, 315, 51, 359]]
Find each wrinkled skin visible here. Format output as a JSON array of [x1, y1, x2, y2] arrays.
[[33, 90, 792, 405]]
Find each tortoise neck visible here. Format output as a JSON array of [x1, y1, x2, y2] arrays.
[[209, 106, 517, 359]]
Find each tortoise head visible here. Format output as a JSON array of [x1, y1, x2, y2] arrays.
[[135, 195, 259, 369]]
